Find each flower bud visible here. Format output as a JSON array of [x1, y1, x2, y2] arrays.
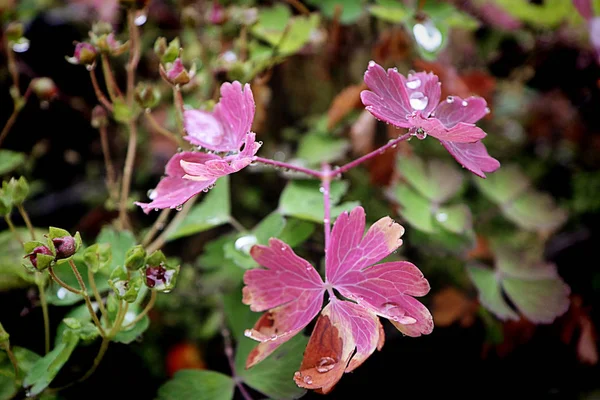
[[125, 245, 146, 271], [91, 21, 113, 36], [83, 243, 112, 273], [144, 264, 179, 292], [66, 42, 97, 66], [157, 37, 180, 64], [52, 236, 76, 259], [134, 82, 161, 109], [25, 245, 53, 270], [31, 77, 58, 101], [5, 21, 23, 42], [109, 267, 141, 303], [207, 2, 226, 25], [154, 37, 167, 59], [91, 105, 108, 128], [94, 33, 129, 56], [0, 196, 11, 216], [3, 176, 29, 205], [160, 58, 195, 86]]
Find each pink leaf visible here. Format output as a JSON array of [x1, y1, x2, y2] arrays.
[[326, 207, 404, 284], [180, 132, 261, 181], [135, 152, 219, 214], [433, 96, 488, 128], [294, 301, 384, 394], [441, 140, 500, 178], [404, 71, 441, 117], [335, 261, 433, 337], [184, 81, 255, 152], [409, 112, 487, 143], [243, 238, 324, 367]]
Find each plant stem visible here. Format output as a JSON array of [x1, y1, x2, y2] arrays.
[[284, 0, 310, 15], [122, 290, 156, 329], [321, 164, 332, 251], [68, 259, 106, 337], [77, 337, 109, 383], [332, 133, 411, 177], [221, 318, 253, 400], [48, 267, 82, 294], [98, 123, 118, 201], [89, 68, 114, 111], [146, 196, 197, 253], [17, 205, 35, 240], [173, 85, 185, 134], [229, 216, 247, 233], [4, 215, 23, 244], [3, 345, 19, 381], [141, 208, 170, 247], [37, 279, 50, 354], [100, 54, 121, 101], [252, 156, 323, 179], [118, 121, 138, 229], [144, 110, 186, 147], [0, 85, 32, 149], [88, 267, 109, 324], [126, 10, 141, 107]]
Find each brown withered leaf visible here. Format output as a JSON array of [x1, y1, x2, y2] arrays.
[[327, 82, 367, 130], [373, 27, 410, 65], [432, 287, 478, 328], [250, 80, 272, 135], [560, 295, 598, 365], [466, 235, 493, 261], [350, 110, 376, 156]]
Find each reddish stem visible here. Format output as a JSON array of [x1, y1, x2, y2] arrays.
[[332, 132, 412, 177], [252, 156, 323, 179], [322, 163, 332, 252]]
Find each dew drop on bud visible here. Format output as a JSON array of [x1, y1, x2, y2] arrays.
[[147, 189, 158, 200], [134, 10, 148, 26], [175, 204, 183, 211]]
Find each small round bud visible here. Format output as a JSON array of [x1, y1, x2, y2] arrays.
[[154, 37, 167, 59], [144, 263, 179, 292], [161, 58, 192, 86], [91, 105, 108, 128], [207, 2, 226, 25], [52, 236, 76, 259], [31, 77, 58, 101], [26, 245, 53, 269], [134, 82, 161, 109], [91, 21, 113, 36], [67, 42, 97, 66], [125, 245, 147, 271]]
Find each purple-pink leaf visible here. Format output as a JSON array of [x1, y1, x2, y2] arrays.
[[434, 96, 488, 127], [135, 152, 219, 214], [441, 140, 500, 178], [409, 113, 486, 143], [184, 81, 255, 152]]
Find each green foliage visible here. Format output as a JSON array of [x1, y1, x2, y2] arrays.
[[306, 0, 365, 24], [0, 346, 41, 400], [0, 150, 25, 176], [157, 370, 234, 400], [296, 131, 350, 166], [96, 227, 137, 272], [0, 229, 40, 290]]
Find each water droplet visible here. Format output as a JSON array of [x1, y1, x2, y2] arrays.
[[56, 287, 68, 300], [175, 205, 183, 211], [462, 100, 468, 107], [235, 235, 257, 254], [244, 329, 253, 338], [409, 92, 428, 110], [436, 212, 448, 222], [134, 10, 148, 26], [412, 20, 443, 52], [485, 107, 491, 114], [270, 334, 278, 341], [294, 371, 301, 379], [406, 78, 422, 90], [368, 60, 376, 68], [413, 127, 427, 140], [12, 40, 30, 53], [316, 357, 337, 373], [147, 189, 158, 200], [303, 375, 313, 385], [319, 187, 325, 193], [446, 96, 455, 103], [323, 218, 330, 225], [306, 266, 313, 271], [86, 64, 94, 72], [280, 246, 286, 251]]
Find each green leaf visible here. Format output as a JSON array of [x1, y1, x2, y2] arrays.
[[0, 346, 41, 400], [502, 190, 568, 233], [368, 0, 409, 23], [0, 150, 25, 176], [157, 370, 234, 400], [502, 278, 570, 324], [198, 236, 245, 291], [167, 176, 231, 240], [305, 0, 365, 24], [278, 218, 315, 248], [474, 164, 530, 205], [113, 315, 150, 344], [96, 227, 136, 273], [434, 204, 472, 234], [23, 331, 79, 396], [224, 291, 307, 399], [251, 5, 321, 56], [491, 0, 574, 27], [467, 265, 518, 321], [0, 229, 40, 290], [296, 133, 350, 166], [397, 156, 463, 203], [392, 184, 434, 233], [278, 180, 359, 223]]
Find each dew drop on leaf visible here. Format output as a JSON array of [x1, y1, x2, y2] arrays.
[[446, 96, 455, 103], [303, 375, 313, 385], [316, 357, 337, 373], [412, 20, 443, 52], [175, 204, 183, 211], [409, 92, 428, 110], [462, 100, 468, 107], [406, 78, 422, 90]]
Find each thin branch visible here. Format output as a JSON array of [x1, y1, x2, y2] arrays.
[[118, 121, 138, 229], [88, 267, 109, 324], [221, 315, 253, 400], [37, 280, 50, 354], [321, 164, 332, 251], [229, 216, 248, 233], [252, 156, 323, 179], [0, 85, 32, 148], [144, 110, 186, 147], [100, 54, 122, 101], [283, 0, 310, 15], [48, 267, 82, 294], [141, 208, 171, 247], [89, 68, 114, 111], [17, 205, 35, 240], [98, 123, 118, 201], [332, 133, 412, 176], [68, 259, 106, 337], [4, 215, 23, 244], [126, 10, 142, 106], [121, 290, 156, 330], [146, 197, 197, 254]]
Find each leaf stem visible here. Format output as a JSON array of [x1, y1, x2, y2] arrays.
[[98, 122, 118, 202], [16, 205, 35, 240], [228, 216, 248, 233], [331, 132, 411, 177], [141, 208, 171, 247], [144, 109, 186, 147], [89, 68, 114, 111], [100, 54, 121, 101], [173, 85, 185, 135], [88, 267, 109, 324], [67, 259, 106, 337], [121, 290, 156, 330], [126, 10, 141, 107], [321, 163, 332, 252], [118, 121, 138, 229], [77, 337, 109, 383], [252, 156, 323, 179], [0, 85, 32, 149], [221, 316, 253, 400], [37, 278, 50, 354], [3, 344, 19, 382], [4, 214, 23, 245]]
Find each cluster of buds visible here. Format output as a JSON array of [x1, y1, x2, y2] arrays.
[[66, 22, 128, 66], [155, 37, 196, 86], [0, 176, 29, 215], [23, 227, 82, 271], [140, 249, 179, 293]]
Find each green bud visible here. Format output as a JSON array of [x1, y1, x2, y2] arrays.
[[31, 77, 58, 101], [5, 21, 23, 42], [83, 243, 112, 273], [162, 37, 180, 64], [91, 21, 113, 36], [63, 317, 82, 330], [145, 250, 167, 267], [108, 267, 141, 303], [154, 37, 167, 59], [134, 82, 161, 109], [125, 245, 146, 271], [4, 176, 29, 205], [0, 321, 9, 344]]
